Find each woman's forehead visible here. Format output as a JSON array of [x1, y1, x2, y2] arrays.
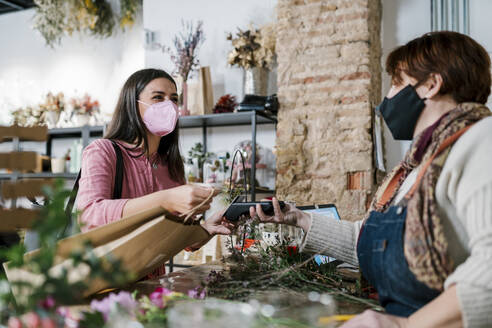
[[144, 78, 176, 93]]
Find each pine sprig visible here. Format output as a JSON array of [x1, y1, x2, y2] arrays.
[[203, 238, 380, 311]]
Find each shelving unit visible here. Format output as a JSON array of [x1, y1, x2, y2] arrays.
[[46, 125, 106, 157], [0, 111, 278, 271], [4, 111, 278, 199], [179, 111, 277, 201], [0, 173, 78, 180]]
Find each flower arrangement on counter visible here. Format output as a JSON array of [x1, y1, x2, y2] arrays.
[[78, 287, 205, 327], [39, 92, 65, 113], [227, 23, 276, 69], [11, 106, 43, 127], [11, 92, 65, 127], [164, 20, 205, 83], [33, 0, 141, 47], [70, 93, 100, 116], [4, 286, 206, 327], [10, 92, 101, 127]]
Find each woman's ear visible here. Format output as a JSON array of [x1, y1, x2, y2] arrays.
[[419, 73, 443, 99]]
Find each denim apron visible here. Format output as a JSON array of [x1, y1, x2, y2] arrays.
[[356, 127, 471, 316]]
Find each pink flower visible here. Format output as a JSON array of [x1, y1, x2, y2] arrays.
[[149, 287, 172, 309], [39, 296, 56, 310], [149, 292, 164, 308], [154, 287, 172, 296], [56, 307, 78, 328], [55, 307, 68, 317], [22, 312, 41, 328], [187, 287, 206, 299], [90, 297, 112, 320], [90, 291, 138, 321], [109, 291, 138, 314], [41, 318, 56, 328], [7, 317, 23, 328]]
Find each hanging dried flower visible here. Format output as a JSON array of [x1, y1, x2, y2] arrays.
[[227, 23, 276, 69], [163, 20, 205, 82], [33, 0, 141, 47], [120, 0, 140, 29]]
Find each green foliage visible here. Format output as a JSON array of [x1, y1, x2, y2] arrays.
[[78, 310, 105, 327], [0, 179, 132, 318], [120, 0, 140, 29], [188, 142, 215, 171], [204, 238, 379, 312]]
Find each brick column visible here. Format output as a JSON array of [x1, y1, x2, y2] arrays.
[[275, 0, 382, 221]]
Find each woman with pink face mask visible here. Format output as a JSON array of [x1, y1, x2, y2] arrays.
[[76, 69, 232, 277]]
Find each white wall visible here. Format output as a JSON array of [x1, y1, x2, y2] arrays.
[[0, 6, 144, 157], [470, 0, 492, 53], [381, 0, 431, 170], [143, 0, 278, 158], [469, 0, 492, 109], [381, 0, 492, 170], [0, 8, 144, 123]]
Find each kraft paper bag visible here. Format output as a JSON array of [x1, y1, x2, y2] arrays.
[[188, 66, 214, 116], [4, 206, 210, 302]]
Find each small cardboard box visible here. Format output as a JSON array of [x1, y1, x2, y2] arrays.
[[0, 125, 47, 142]]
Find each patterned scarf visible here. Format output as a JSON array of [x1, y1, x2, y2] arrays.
[[369, 102, 491, 290]]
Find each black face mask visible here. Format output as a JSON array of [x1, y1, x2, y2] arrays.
[[376, 84, 426, 140]]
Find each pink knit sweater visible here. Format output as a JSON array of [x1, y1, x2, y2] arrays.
[[77, 138, 182, 232]]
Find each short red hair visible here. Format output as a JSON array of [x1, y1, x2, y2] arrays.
[[386, 31, 491, 104]]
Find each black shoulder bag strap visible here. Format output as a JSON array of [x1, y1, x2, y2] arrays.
[[62, 140, 124, 235]]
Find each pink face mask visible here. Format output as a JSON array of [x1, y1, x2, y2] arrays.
[[138, 100, 179, 136]]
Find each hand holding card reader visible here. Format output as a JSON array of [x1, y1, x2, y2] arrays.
[[224, 196, 286, 222]]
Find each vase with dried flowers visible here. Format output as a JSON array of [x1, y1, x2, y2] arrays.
[[164, 20, 205, 116], [227, 24, 276, 96], [70, 94, 100, 126]]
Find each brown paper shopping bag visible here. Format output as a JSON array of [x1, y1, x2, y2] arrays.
[[4, 206, 210, 301], [188, 66, 214, 116]]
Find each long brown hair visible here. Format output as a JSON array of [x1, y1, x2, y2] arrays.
[[104, 69, 185, 183]]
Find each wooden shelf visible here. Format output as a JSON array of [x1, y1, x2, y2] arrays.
[[48, 125, 105, 138], [0, 172, 78, 180]]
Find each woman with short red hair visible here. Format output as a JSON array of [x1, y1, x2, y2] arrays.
[[251, 31, 492, 327]]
